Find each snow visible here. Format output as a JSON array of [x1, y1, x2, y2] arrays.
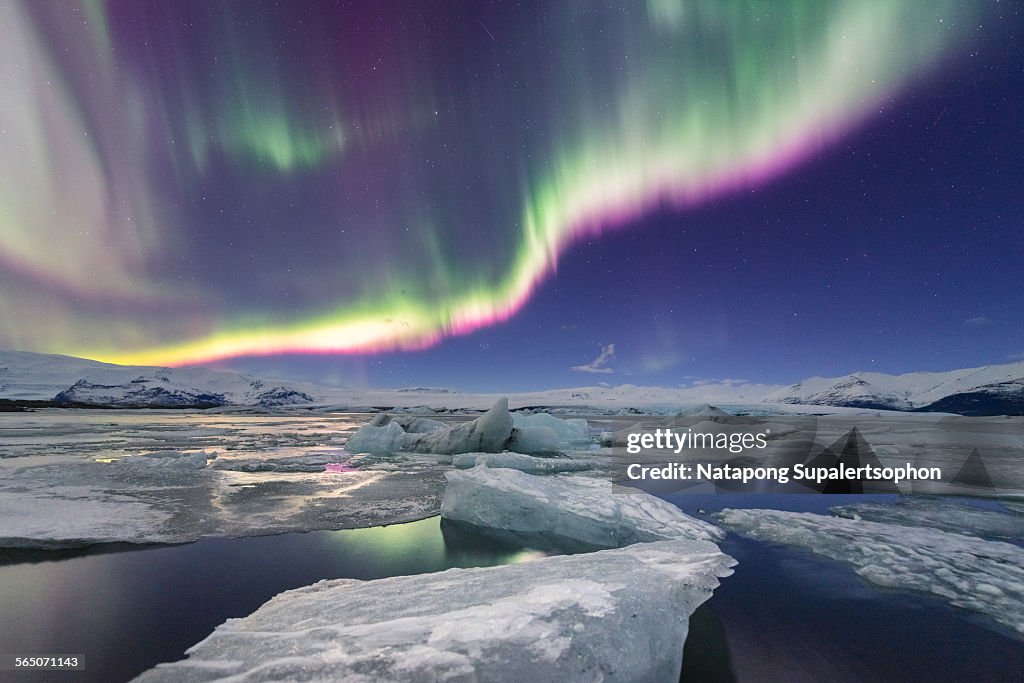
[[442, 466, 723, 549], [134, 539, 735, 683], [451, 452, 600, 473], [0, 349, 317, 407], [717, 508, 1024, 635], [763, 360, 1024, 411], [5, 348, 1023, 414], [830, 498, 1024, 539]]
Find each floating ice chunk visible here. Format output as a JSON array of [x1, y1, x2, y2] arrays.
[[367, 413, 446, 433], [211, 453, 338, 473], [0, 490, 173, 548], [404, 398, 513, 454], [600, 421, 645, 447], [134, 539, 734, 683], [442, 467, 723, 549], [119, 450, 210, 469], [832, 498, 1024, 539], [349, 398, 515, 456], [451, 452, 597, 473], [345, 420, 407, 455], [717, 508, 1024, 635], [507, 426, 561, 454], [511, 413, 590, 445]]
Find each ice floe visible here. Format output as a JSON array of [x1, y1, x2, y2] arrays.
[[442, 466, 723, 549], [831, 497, 1024, 539], [717, 508, 1024, 635], [134, 539, 735, 682]]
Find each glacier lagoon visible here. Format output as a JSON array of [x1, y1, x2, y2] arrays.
[[2, 408, 1023, 681], [0, 516, 548, 682]]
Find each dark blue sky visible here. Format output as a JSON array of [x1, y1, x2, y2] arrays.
[[219, 10, 1024, 392], [4, 1, 1021, 391]]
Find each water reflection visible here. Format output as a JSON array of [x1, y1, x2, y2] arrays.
[[0, 516, 544, 683]]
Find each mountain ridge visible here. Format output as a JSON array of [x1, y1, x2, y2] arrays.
[[2, 349, 1023, 415]]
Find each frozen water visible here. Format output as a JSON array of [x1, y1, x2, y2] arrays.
[[405, 398, 514, 454], [0, 411, 445, 548], [345, 420, 407, 455], [118, 449, 212, 470], [832, 498, 1024, 539], [442, 467, 723, 549], [134, 539, 735, 683], [347, 398, 515, 456], [507, 425, 560, 454], [717, 508, 1024, 635], [346, 401, 595, 457], [511, 412, 590, 445], [367, 413, 446, 433], [451, 452, 598, 473]]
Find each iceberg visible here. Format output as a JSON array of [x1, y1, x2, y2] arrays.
[[717, 508, 1024, 635], [134, 539, 735, 683], [347, 398, 514, 456], [511, 412, 590, 445], [406, 398, 514, 454], [442, 467, 723, 549], [345, 420, 407, 455], [367, 413, 447, 434], [451, 452, 598, 473], [506, 425, 560, 454], [347, 399, 590, 457]]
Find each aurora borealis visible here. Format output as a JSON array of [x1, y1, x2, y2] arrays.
[[2, 1, 1021, 389]]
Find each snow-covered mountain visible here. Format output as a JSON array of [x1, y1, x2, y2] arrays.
[[0, 350, 315, 408], [3, 349, 1022, 414], [763, 362, 1024, 415]]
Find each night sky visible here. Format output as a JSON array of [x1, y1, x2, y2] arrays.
[[2, 1, 1021, 391]]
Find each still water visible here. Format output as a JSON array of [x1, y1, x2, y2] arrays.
[[2, 494, 1023, 682], [0, 516, 541, 682]]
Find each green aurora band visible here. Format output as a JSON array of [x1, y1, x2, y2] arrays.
[[0, 0, 980, 365]]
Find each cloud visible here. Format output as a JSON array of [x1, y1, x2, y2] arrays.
[[572, 343, 616, 374], [964, 315, 990, 327]]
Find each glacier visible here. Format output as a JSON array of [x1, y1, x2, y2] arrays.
[[133, 539, 735, 683], [717, 508, 1024, 635]]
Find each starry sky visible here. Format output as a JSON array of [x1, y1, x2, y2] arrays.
[[2, 1, 1021, 391]]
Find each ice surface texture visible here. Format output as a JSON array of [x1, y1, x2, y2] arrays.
[[442, 467, 723, 548], [718, 508, 1024, 635], [832, 497, 1024, 539], [134, 539, 734, 683], [451, 452, 598, 473], [511, 412, 591, 444]]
